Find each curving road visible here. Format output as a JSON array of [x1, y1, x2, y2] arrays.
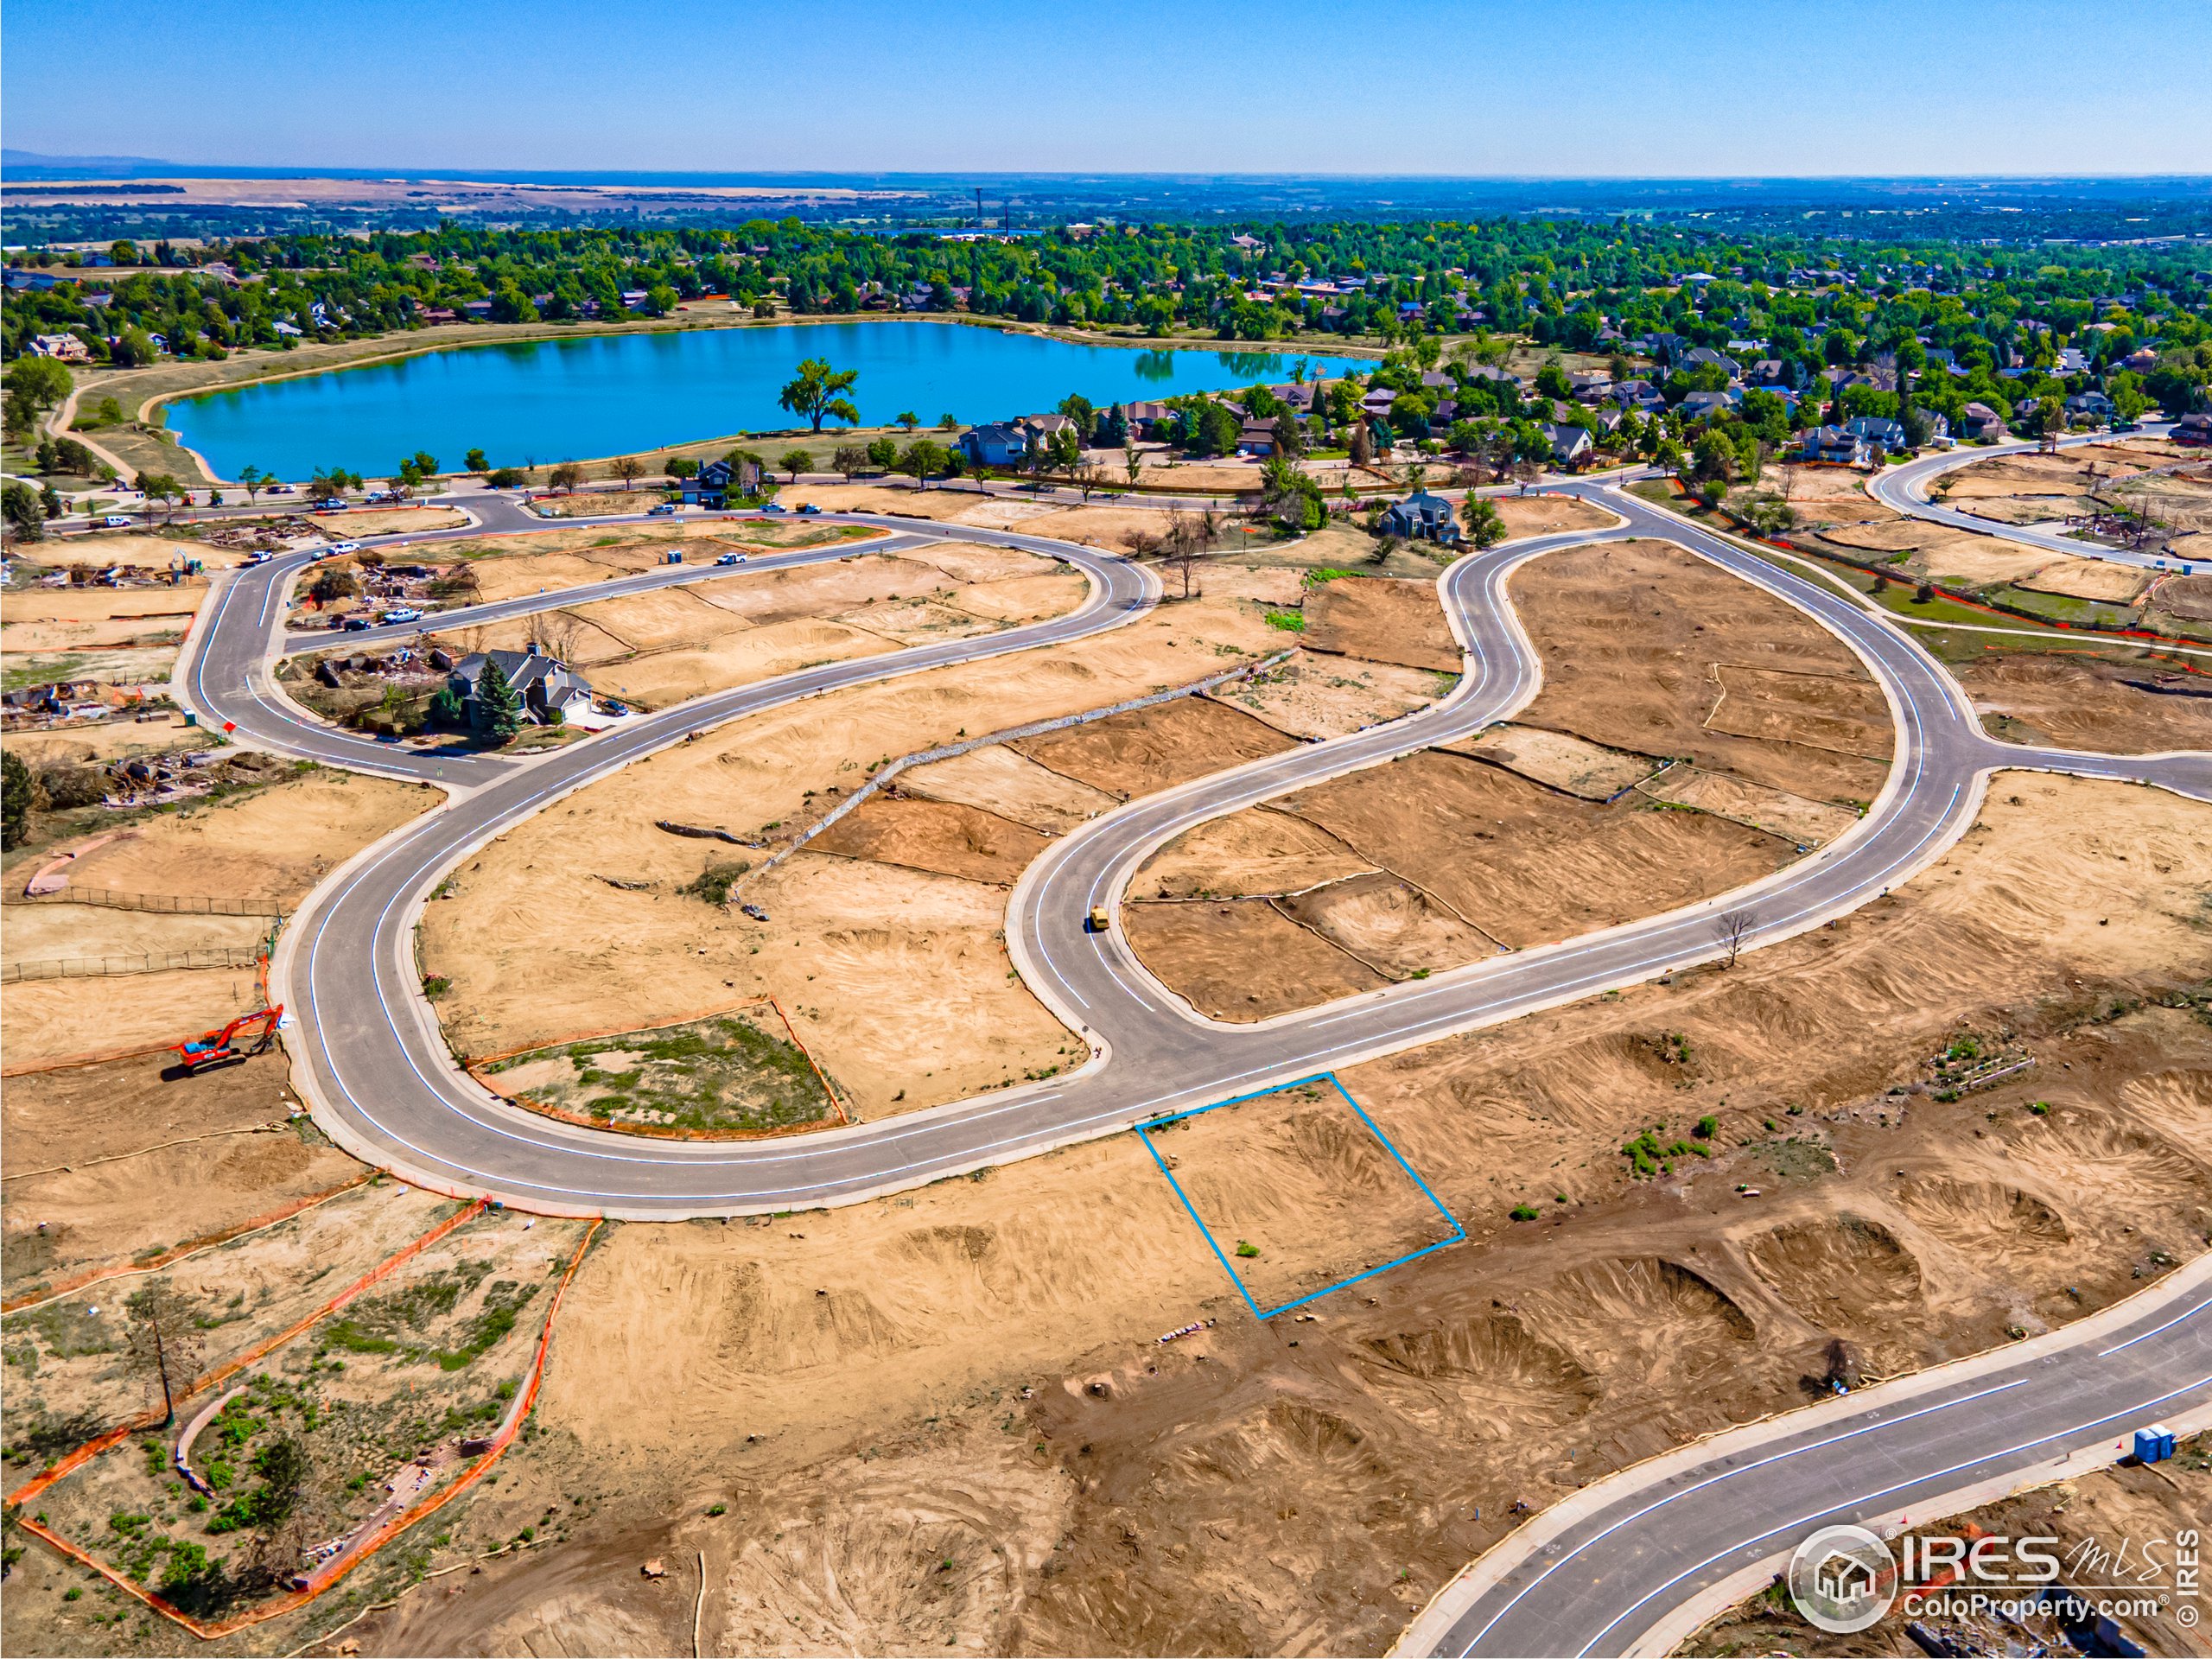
[[1869, 421, 2205, 572], [167, 469, 2212, 1656], [175, 486, 2210, 1218]]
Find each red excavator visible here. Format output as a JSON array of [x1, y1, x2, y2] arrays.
[[173, 1003, 284, 1073]]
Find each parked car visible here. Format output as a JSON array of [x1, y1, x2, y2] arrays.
[[313, 499, 348, 511], [265, 483, 296, 495], [714, 551, 747, 565], [326, 540, 361, 554], [100, 514, 133, 527], [241, 551, 271, 566], [798, 503, 821, 516], [380, 607, 422, 624], [340, 615, 376, 631], [648, 503, 679, 516], [758, 502, 786, 513]]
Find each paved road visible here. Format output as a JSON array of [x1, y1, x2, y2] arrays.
[[1408, 1268, 2212, 1657], [1870, 421, 2205, 572], [175, 485, 2211, 1217]]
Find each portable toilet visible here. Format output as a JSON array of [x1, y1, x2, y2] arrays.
[[664, 550, 683, 565], [2134, 1423, 2176, 1464]]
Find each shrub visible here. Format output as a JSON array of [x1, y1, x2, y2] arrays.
[[1233, 1240, 1261, 1258], [1509, 1205, 1540, 1222], [683, 862, 749, 905]]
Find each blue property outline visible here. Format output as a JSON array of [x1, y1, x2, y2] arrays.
[[1135, 1073, 1466, 1319]]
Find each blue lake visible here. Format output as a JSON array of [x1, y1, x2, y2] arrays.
[[167, 321, 1361, 481]]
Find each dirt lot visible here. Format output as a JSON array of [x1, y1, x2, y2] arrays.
[[1, 581, 206, 653], [2015, 557, 2154, 602], [417, 589, 1281, 1115], [1692, 1433, 2209, 1657], [1206, 650, 1452, 741], [1510, 538, 1893, 804], [1137, 807, 1376, 899], [279, 773, 2211, 1659], [522, 492, 669, 519], [2, 713, 210, 770], [306, 506, 467, 535], [1012, 694, 1299, 799], [1300, 573, 1461, 671], [1955, 653, 2212, 753], [22, 531, 253, 571], [1440, 723, 1659, 799], [1125, 898, 1391, 1018], [1491, 492, 1620, 537], [897, 743, 1119, 833]]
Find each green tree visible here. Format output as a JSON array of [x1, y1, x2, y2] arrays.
[[778, 448, 813, 482], [464, 448, 490, 474], [898, 440, 949, 487], [3, 480, 46, 543], [235, 464, 267, 505], [895, 410, 921, 432], [1123, 438, 1144, 486], [547, 461, 585, 492], [477, 655, 524, 745], [111, 327, 160, 368], [1056, 394, 1096, 442], [831, 443, 868, 481], [1, 750, 32, 849], [124, 1281, 205, 1427], [866, 436, 899, 470], [778, 357, 860, 431], [1459, 497, 1506, 549], [3, 354, 73, 415], [396, 451, 440, 495]]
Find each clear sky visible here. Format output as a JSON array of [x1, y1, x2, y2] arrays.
[[4, 0, 2208, 178]]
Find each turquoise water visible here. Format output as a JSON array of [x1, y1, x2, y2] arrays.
[[168, 321, 1357, 482]]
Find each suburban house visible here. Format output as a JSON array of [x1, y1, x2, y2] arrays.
[[1676, 389, 1739, 423], [1844, 416, 1908, 453], [448, 648, 594, 729], [28, 333, 91, 362], [1541, 423, 1595, 468], [2064, 390, 2114, 422], [1236, 422, 1280, 457], [1961, 403, 2009, 442], [958, 422, 1030, 467], [680, 455, 763, 508], [1379, 490, 1462, 545], [2174, 413, 2212, 447], [1800, 424, 1874, 467]]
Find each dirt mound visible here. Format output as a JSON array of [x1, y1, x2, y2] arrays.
[[1742, 1215, 1924, 1340], [812, 795, 1049, 885], [1889, 1176, 2069, 1255], [1361, 1313, 1599, 1432], [1522, 1256, 1757, 1385], [1300, 575, 1460, 671], [2015, 558, 2152, 603]]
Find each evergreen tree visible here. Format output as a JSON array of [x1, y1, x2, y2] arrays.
[[478, 656, 524, 744], [2, 750, 32, 850]]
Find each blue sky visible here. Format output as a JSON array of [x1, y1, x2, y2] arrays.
[[5, 0, 2208, 176]]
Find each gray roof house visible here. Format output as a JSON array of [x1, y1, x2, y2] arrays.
[[1844, 416, 1907, 452], [958, 422, 1030, 467], [1542, 423, 1595, 467], [1800, 424, 1873, 467], [1379, 490, 1462, 544], [449, 648, 594, 728]]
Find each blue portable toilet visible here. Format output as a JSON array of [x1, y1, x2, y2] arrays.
[[2134, 1423, 2176, 1464]]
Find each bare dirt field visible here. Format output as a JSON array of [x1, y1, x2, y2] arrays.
[[418, 590, 1280, 1114], [897, 743, 1119, 833], [1137, 807, 1376, 899], [1, 582, 206, 653], [1205, 650, 1452, 741], [522, 493, 668, 519], [1805, 517, 2059, 587], [1692, 1433, 2209, 1657], [2, 714, 210, 770], [1956, 653, 2212, 753], [1, 902, 271, 967], [1300, 573, 1460, 670], [2014, 557, 2155, 602], [810, 796, 1050, 886], [1011, 694, 1299, 800], [1510, 539, 1893, 803], [1441, 723, 1660, 799], [1491, 492, 1620, 537], [1770, 466, 1891, 526], [1124, 897, 1390, 1018], [3, 962, 276, 1071], [306, 506, 467, 535], [281, 773, 2211, 1659], [1638, 764, 1860, 848], [25, 531, 249, 570]]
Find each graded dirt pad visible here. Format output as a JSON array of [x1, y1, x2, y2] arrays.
[[1703, 664, 1891, 758], [1277, 871, 1501, 976], [1300, 573, 1461, 670], [810, 795, 1050, 885], [766, 482, 986, 521], [1768, 465, 1891, 525], [1205, 649, 1452, 740], [1690, 1434, 2210, 1657], [1, 715, 209, 769], [1638, 764, 1860, 847], [1122, 897, 1388, 1019], [307, 505, 467, 533], [1024, 503, 1205, 551], [1941, 453, 2098, 499], [1137, 806, 1376, 899], [22, 531, 243, 570], [523, 492, 669, 518], [1011, 693, 1299, 799], [1805, 517, 2058, 587], [1, 963, 271, 1071], [1506, 538, 1894, 803], [0, 902, 271, 968], [0, 582, 206, 652], [897, 742, 1120, 833], [2014, 556, 2154, 602], [1490, 492, 1620, 537], [1442, 722, 1660, 799], [418, 590, 1277, 1109], [46, 768, 434, 906], [1266, 748, 1795, 949], [1955, 653, 2212, 753], [325, 776, 2211, 1659], [2152, 567, 2212, 620], [945, 497, 1065, 529]]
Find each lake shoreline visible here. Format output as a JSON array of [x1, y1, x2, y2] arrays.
[[149, 314, 1385, 486], [69, 311, 1389, 486]]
